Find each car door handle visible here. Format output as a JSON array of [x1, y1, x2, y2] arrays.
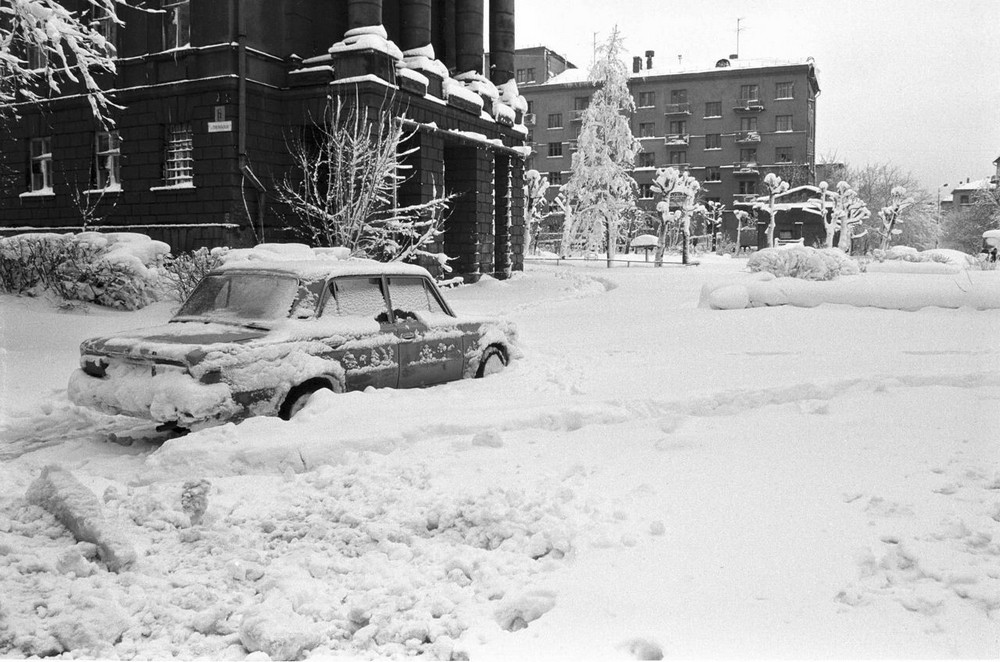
[[400, 332, 415, 341]]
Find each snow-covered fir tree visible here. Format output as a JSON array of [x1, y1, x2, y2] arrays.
[[1, 0, 125, 123], [560, 27, 640, 265]]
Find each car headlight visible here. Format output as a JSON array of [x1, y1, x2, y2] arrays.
[[81, 356, 108, 378]]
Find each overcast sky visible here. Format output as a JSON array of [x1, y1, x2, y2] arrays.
[[515, 0, 1000, 194]]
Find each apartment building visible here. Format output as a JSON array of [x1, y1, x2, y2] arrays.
[[0, 0, 527, 281], [519, 49, 821, 245]]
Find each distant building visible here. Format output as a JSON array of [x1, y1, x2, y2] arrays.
[[0, 0, 527, 281], [516, 48, 820, 248]]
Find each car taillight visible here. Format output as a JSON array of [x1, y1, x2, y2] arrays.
[[81, 357, 108, 378]]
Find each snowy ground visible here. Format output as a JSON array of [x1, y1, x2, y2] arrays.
[[1, 256, 999, 660]]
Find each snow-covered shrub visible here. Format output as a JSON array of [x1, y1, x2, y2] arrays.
[[160, 247, 228, 302], [0, 233, 167, 309], [747, 246, 859, 281]]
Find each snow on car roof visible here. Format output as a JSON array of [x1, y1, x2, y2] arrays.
[[215, 244, 433, 279]]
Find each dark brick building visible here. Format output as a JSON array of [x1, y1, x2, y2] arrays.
[[0, 0, 527, 280], [517, 48, 820, 248]]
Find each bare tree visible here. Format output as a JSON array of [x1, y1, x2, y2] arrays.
[[877, 186, 915, 250], [757, 173, 789, 247], [941, 184, 1000, 253], [275, 97, 454, 268], [1, 0, 126, 124], [523, 169, 552, 257], [847, 162, 940, 249]]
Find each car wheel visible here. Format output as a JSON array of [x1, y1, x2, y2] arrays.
[[279, 380, 330, 420], [476, 346, 507, 378]]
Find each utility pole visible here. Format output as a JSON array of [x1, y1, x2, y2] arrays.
[[735, 18, 744, 59]]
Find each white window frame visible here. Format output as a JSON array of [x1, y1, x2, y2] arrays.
[[29, 137, 53, 192], [94, 131, 122, 190], [163, 123, 194, 187], [164, 0, 191, 50]]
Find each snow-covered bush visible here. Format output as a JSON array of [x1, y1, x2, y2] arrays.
[[0, 232, 168, 309], [160, 247, 228, 302], [747, 246, 860, 281]]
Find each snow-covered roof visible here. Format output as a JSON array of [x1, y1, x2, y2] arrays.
[[215, 244, 432, 280], [952, 178, 996, 192], [540, 57, 816, 88]]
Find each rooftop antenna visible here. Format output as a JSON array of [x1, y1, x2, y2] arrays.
[[733, 17, 745, 59]]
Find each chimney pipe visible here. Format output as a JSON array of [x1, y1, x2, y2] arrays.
[[633, 56, 642, 73], [645, 50, 654, 69]]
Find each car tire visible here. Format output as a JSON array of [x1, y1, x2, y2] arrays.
[[476, 346, 508, 378], [279, 380, 330, 420]]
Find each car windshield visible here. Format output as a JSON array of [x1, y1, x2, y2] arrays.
[[174, 273, 299, 326]]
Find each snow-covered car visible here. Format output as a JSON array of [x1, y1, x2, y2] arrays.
[[68, 250, 516, 429]]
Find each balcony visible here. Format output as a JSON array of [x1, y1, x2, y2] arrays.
[[735, 130, 761, 144], [570, 109, 586, 122], [664, 133, 689, 146], [666, 162, 691, 171], [733, 161, 760, 175], [732, 193, 758, 204], [523, 113, 537, 126], [567, 139, 579, 152], [663, 102, 691, 115], [733, 98, 764, 112]]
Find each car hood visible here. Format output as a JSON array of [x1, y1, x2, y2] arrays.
[[81, 321, 269, 362]]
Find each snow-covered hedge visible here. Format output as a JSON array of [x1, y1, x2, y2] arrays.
[[160, 247, 228, 302], [0, 233, 169, 310], [747, 246, 859, 281]]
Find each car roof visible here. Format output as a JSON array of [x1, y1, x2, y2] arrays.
[[213, 246, 434, 280]]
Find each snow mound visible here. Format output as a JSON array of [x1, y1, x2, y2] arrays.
[[619, 637, 665, 660], [238, 597, 323, 660], [748, 246, 859, 281], [494, 589, 556, 631], [26, 465, 136, 572]]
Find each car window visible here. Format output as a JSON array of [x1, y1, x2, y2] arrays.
[[322, 277, 390, 321], [177, 273, 298, 321], [387, 277, 446, 320]]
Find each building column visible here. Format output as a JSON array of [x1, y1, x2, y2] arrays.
[[399, 0, 432, 51], [488, 0, 515, 85], [455, 0, 484, 74], [347, 0, 382, 30]]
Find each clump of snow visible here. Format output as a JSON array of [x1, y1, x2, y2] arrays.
[[400, 44, 450, 79], [619, 637, 665, 660], [26, 465, 136, 572], [396, 66, 429, 88], [497, 78, 529, 113], [180, 479, 211, 526], [238, 597, 323, 660], [471, 429, 504, 448], [442, 78, 485, 109], [456, 70, 499, 100], [494, 589, 556, 631]]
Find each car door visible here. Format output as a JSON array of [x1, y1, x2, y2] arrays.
[[321, 276, 399, 390], [385, 276, 465, 388]]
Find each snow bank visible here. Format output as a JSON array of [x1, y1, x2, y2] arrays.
[[25, 465, 136, 572], [747, 246, 859, 281], [701, 270, 1000, 311]]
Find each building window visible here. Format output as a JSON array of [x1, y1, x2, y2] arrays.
[[775, 115, 793, 132], [637, 152, 655, 168], [704, 101, 721, 118], [164, 0, 191, 49], [775, 147, 795, 163], [526, 131, 534, 143], [547, 142, 563, 158], [29, 137, 53, 192], [516, 68, 535, 84], [739, 148, 757, 163], [94, 131, 121, 189], [960, 194, 970, 205], [739, 84, 759, 101], [547, 113, 563, 129], [705, 134, 721, 150], [739, 180, 757, 195], [92, 6, 118, 46], [706, 167, 721, 182], [638, 183, 654, 199], [775, 82, 794, 99], [26, 42, 48, 70], [670, 89, 688, 104], [668, 120, 687, 134], [637, 91, 656, 107], [639, 122, 656, 138], [669, 150, 687, 165], [526, 100, 534, 114], [740, 116, 758, 131], [164, 123, 193, 186], [574, 96, 589, 110], [549, 171, 563, 186]]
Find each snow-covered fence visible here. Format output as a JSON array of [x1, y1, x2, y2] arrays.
[[0, 232, 168, 309]]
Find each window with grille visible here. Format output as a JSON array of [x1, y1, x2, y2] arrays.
[[95, 131, 121, 189], [705, 134, 721, 150], [29, 137, 53, 192], [164, 123, 193, 186], [776, 115, 793, 132], [164, 0, 190, 50], [704, 101, 721, 118]]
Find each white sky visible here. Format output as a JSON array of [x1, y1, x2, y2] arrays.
[[515, 0, 1000, 194]]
